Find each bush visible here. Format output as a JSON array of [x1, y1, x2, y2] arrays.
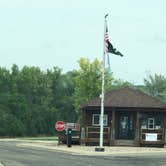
[[0, 110, 25, 137]]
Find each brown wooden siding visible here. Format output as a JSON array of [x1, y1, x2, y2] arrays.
[[82, 105, 166, 146], [83, 109, 112, 127]]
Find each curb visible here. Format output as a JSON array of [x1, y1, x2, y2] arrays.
[[17, 143, 166, 157]]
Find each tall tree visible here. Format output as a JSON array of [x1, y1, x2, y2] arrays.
[[73, 58, 113, 119], [48, 67, 78, 122], [144, 74, 166, 102]]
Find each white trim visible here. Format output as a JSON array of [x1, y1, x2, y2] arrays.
[[148, 118, 155, 130], [92, 114, 100, 126], [103, 114, 108, 126], [92, 114, 108, 126]]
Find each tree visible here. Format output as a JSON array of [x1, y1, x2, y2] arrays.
[[73, 58, 113, 120], [110, 78, 134, 90], [48, 68, 78, 122], [0, 65, 62, 136], [0, 60, 136, 136], [144, 74, 166, 102], [0, 67, 11, 93], [0, 109, 25, 137]]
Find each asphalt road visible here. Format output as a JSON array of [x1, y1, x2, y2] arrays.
[[1, 141, 166, 166]]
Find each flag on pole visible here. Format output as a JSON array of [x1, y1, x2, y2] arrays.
[[105, 26, 124, 57], [97, 14, 124, 151]]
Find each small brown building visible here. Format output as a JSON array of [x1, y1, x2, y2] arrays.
[[81, 88, 166, 146]]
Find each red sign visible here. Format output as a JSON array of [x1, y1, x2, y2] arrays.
[[55, 121, 65, 131]]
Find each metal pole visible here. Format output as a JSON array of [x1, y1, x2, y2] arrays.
[[99, 14, 108, 149], [95, 14, 108, 152]]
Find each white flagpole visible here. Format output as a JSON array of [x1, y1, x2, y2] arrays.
[[99, 14, 108, 151]]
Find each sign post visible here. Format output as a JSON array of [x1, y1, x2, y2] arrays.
[[55, 121, 80, 147], [67, 128, 72, 147]]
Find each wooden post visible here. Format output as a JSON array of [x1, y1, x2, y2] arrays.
[[110, 109, 115, 145], [58, 133, 60, 145], [81, 110, 86, 145], [82, 110, 86, 128], [135, 111, 140, 144], [163, 112, 166, 144]]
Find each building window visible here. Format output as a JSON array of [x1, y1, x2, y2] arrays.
[[92, 114, 100, 126], [148, 118, 155, 130], [92, 114, 108, 126]]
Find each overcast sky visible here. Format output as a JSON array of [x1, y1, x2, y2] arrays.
[[0, 0, 166, 84]]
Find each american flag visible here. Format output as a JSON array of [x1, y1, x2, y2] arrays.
[[104, 25, 123, 57], [105, 26, 109, 53]]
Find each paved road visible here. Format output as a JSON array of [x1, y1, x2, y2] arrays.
[[1, 141, 166, 166]]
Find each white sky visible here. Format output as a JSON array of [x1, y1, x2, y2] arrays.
[[0, 0, 166, 84]]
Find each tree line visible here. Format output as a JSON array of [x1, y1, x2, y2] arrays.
[[0, 58, 166, 137]]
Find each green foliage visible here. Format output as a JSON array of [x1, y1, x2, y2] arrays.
[[0, 110, 25, 137], [0, 60, 165, 137], [110, 79, 134, 91], [73, 58, 100, 111], [0, 64, 77, 137], [73, 58, 113, 117], [144, 74, 166, 102]]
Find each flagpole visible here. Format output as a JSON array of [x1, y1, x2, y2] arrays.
[[95, 14, 108, 152]]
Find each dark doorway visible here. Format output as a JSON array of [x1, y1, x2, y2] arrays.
[[117, 112, 135, 139]]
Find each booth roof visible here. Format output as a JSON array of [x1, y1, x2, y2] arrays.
[[81, 87, 166, 109]]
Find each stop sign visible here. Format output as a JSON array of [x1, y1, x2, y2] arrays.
[[55, 121, 65, 131]]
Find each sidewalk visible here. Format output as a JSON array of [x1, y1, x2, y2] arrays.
[[16, 140, 166, 156]]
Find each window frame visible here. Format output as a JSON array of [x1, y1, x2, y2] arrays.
[[148, 118, 155, 130], [92, 114, 108, 126]]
